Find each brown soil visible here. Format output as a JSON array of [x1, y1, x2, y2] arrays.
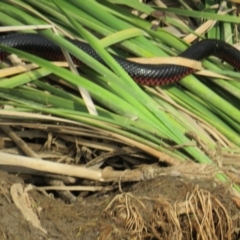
[[0, 170, 240, 240]]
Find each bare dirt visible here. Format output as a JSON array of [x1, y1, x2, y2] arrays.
[[0, 170, 240, 240]]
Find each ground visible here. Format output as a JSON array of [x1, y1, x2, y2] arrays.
[[0, 170, 239, 240]]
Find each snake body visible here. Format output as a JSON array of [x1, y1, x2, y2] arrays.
[[0, 33, 239, 86]]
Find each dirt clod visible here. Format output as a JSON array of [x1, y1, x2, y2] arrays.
[[0, 171, 239, 239]]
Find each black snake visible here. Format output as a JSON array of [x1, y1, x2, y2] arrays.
[[0, 33, 239, 86]]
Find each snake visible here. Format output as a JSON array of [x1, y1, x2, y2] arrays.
[[0, 33, 239, 86]]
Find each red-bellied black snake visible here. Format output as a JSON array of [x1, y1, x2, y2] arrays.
[[0, 33, 239, 86]]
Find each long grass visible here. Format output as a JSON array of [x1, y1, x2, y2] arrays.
[[0, 0, 240, 187]]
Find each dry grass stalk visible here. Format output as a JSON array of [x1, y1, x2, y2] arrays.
[[0, 152, 102, 181]]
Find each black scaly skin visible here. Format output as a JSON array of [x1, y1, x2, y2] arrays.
[[0, 33, 239, 86]]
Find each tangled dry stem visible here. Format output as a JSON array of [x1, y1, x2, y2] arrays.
[[104, 193, 147, 237], [150, 197, 182, 240], [181, 186, 232, 240], [103, 185, 232, 240]]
